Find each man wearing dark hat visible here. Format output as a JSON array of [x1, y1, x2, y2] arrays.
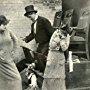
[[23, 4, 54, 70], [23, 5, 54, 89]]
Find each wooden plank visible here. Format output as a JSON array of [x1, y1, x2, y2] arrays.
[[65, 61, 90, 65], [70, 41, 85, 44], [67, 86, 90, 90], [72, 51, 86, 54]]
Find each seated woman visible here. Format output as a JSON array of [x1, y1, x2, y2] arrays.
[[42, 29, 70, 90], [0, 15, 22, 90]]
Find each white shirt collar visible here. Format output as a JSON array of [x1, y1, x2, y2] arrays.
[[35, 14, 38, 21]]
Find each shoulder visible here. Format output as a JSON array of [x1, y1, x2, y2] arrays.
[[38, 16, 50, 23]]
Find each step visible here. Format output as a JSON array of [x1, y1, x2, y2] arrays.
[[70, 41, 85, 44], [67, 86, 90, 90], [72, 51, 86, 54]]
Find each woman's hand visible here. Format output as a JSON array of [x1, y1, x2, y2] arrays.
[[60, 34, 70, 51]]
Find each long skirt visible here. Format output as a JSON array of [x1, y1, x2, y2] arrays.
[[0, 59, 22, 90], [42, 78, 66, 90], [42, 50, 66, 90]]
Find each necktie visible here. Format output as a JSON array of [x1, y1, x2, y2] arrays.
[[31, 22, 35, 34]]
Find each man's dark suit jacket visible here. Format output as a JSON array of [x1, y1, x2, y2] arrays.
[[24, 16, 54, 53]]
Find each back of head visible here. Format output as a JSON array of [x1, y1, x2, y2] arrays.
[[0, 15, 9, 26]]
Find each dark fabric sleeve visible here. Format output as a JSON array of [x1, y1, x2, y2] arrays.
[[24, 33, 34, 43]]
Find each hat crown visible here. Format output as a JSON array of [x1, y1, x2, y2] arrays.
[[25, 5, 35, 12], [24, 5, 37, 16]]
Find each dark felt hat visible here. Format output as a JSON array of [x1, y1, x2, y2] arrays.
[[0, 15, 9, 25], [24, 5, 37, 16]]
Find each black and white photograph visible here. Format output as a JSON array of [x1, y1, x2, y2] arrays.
[[0, 0, 90, 90]]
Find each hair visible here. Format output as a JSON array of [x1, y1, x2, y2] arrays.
[[0, 15, 8, 26]]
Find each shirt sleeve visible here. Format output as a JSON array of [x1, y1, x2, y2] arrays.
[[9, 30, 18, 48]]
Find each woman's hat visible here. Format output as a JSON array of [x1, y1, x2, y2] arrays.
[[0, 15, 9, 25], [24, 5, 37, 16]]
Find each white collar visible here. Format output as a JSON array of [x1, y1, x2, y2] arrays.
[[35, 14, 38, 21]]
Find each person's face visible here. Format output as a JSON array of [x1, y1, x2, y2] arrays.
[[26, 12, 36, 22], [0, 24, 6, 31]]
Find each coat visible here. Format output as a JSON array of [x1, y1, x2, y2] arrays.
[[24, 16, 54, 53]]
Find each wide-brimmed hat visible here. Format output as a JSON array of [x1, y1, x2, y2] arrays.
[[24, 5, 37, 16], [0, 15, 9, 25]]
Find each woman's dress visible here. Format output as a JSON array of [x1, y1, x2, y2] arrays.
[[42, 29, 70, 90], [0, 29, 22, 90]]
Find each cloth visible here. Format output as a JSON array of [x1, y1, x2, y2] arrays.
[[42, 50, 66, 90], [33, 14, 38, 34], [42, 29, 70, 90], [34, 21, 37, 34], [42, 78, 66, 90], [49, 29, 70, 51], [0, 28, 22, 90], [44, 50, 65, 79]]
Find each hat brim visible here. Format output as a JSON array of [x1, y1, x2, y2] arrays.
[[24, 10, 37, 16]]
